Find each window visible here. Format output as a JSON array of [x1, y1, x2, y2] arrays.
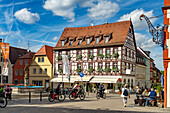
[[99, 63, 102, 68], [44, 68, 47, 74], [20, 80, 24, 84], [96, 38, 99, 44], [87, 38, 90, 44], [14, 80, 18, 85], [106, 63, 110, 68], [124, 79, 126, 84], [78, 50, 81, 55], [33, 81, 43, 86], [59, 51, 62, 55], [20, 60, 23, 65], [106, 49, 110, 54], [114, 48, 118, 53], [78, 40, 82, 45], [132, 64, 133, 71], [20, 69, 23, 75], [89, 63, 93, 68], [99, 49, 103, 54], [67, 51, 70, 55], [129, 50, 131, 58], [25, 59, 28, 65], [128, 63, 130, 69], [42, 57, 44, 62], [105, 37, 109, 43], [132, 52, 134, 59], [125, 48, 127, 56], [58, 64, 62, 69], [1, 52, 3, 62], [39, 68, 42, 74], [15, 69, 18, 76], [38, 57, 41, 62], [61, 41, 65, 46], [124, 62, 126, 70], [77, 63, 81, 69], [89, 50, 93, 55], [113, 63, 118, 67], [33, 68, 36, 74], [69, 40, 73, 46]]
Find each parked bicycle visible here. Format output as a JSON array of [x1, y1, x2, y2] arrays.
[[69, 89, 85, 100], [0, 93, 7, 108], [96, 90, 106, 99], [48, 89, 65, 102]]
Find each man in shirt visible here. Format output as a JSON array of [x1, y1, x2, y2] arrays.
[[4, 85, 12, 101], [145, 88, 157, 106], [73, 82, 79, 95], [56, 82, 62, 100]]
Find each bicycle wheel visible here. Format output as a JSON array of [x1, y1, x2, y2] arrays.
[[58, 94, 65, 102], [48, 94, 55, 102], [96, 92, 100, 99], [79, 93, 85, 100], [103, 93, 106, 99], [0, 97, 7, 108], [69, 93, 75, 101]]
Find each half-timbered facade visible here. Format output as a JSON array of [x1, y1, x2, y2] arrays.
[[53, 20, 137, 91]]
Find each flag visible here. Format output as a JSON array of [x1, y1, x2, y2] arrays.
[[161, 75, 164, 87], [62, 55, 70, 77], [0, 42, 9, 76]]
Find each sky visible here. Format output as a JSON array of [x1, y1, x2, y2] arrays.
[[0, 0, 164, 70]]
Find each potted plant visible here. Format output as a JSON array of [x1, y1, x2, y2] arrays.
[[97, 54, 104, 59], [105, 53, 112, 59], [58, 68, 63, 74], [76, 54, 82, 60], [57, 55, 62, 61], [76, 68, 81, 73], [88, 54, 94, 60], [113, 53, 119, 58], [88, 68, 94, 73], [104, 67, 111, 73], [97, 68, 102, 73], [112, 67, 119, 73]]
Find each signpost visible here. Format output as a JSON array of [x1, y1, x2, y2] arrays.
[[79, 72, 84, 89]]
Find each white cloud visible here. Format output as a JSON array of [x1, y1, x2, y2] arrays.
[[14, 8, 40, 24], [43, 0, 76, 22], [52, 36, 58, 41], [87, 0, 119, 20], [0, 31, 8, 35], [135, 33, 157, 49], [118, 8, 156, 30]]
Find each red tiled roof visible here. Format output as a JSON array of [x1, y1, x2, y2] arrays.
[[20, 52, 35, 59], [54, 20, 131, 50], [35, 45, 53, 64]]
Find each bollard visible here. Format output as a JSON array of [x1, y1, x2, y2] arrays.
[[29, 91, 31, 103], [40, 92, 42, 101]]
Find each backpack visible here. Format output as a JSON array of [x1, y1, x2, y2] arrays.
[[123, 89, 128, 96], [6, 88, 10, 93]]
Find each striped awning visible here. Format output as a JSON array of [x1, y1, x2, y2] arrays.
[[90, 76, 122, 83]]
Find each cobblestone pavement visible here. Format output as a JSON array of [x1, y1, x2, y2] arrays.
[[1, 94, 170, 113]]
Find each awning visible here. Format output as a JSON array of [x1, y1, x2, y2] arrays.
[[90, 76, 122, 83], [51, 76, 77, 83], [75, 76, 93, 82]]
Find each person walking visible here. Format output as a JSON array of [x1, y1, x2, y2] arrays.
[[4, 85, 12, 101], [121, 84, 130, 107]]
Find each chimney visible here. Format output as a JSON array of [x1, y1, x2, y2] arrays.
[[91, 20, 93, 26], [104, 22, 108, 24], [145, 51, 150, 57], [0, 39, 2, 42]]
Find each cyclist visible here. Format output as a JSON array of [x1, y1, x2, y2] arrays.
[[99, 83, 105, 96], [4, 85, 12, 101], [56, 82, 62, 100], [73, 82, 80, 96], [0, 85, 4, 96]]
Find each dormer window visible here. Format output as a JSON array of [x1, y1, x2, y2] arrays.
[[87, 38, 90, 44], [69, 40, 73, 46], [61, 41, 65, 46], [78, 39, 82, 45], [105, 37, 109, 43], [96, 38, 99, 44]]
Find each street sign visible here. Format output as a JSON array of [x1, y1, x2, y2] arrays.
[[79, 72, 84, 77]]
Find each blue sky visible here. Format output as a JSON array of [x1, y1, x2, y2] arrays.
[[0, 0, 164, 70]]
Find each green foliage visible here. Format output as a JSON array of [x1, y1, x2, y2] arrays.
[[97, 54, 104, 59], [97, 68, 103, 73], [113, 85, 115, 90], [112, 67, 119, 72], [88, 68, 94, 73], [156, 83, 162, 94], [160, 71, 164, 76], [76, 68, 82, 72], [105, 53, 111, 59], [104, 67, 111, 73], [57, 55, 62, 61], [113, 53, 119, 58], [88, 54, 94, 60], [88, 84, 93, 92], [58, 68, 63, 74], [68, 55, 71, 61], [76, 55, 82, 60]]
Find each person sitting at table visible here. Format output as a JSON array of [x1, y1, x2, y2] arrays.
[[142, 88, 149, 97], [145, 88, 157, 106]]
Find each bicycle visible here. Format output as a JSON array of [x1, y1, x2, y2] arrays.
[[48, 89, 65, 102], [0, 93, 7, 108], [96, 90, 106, 99], [69, 88, 85, 101]]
